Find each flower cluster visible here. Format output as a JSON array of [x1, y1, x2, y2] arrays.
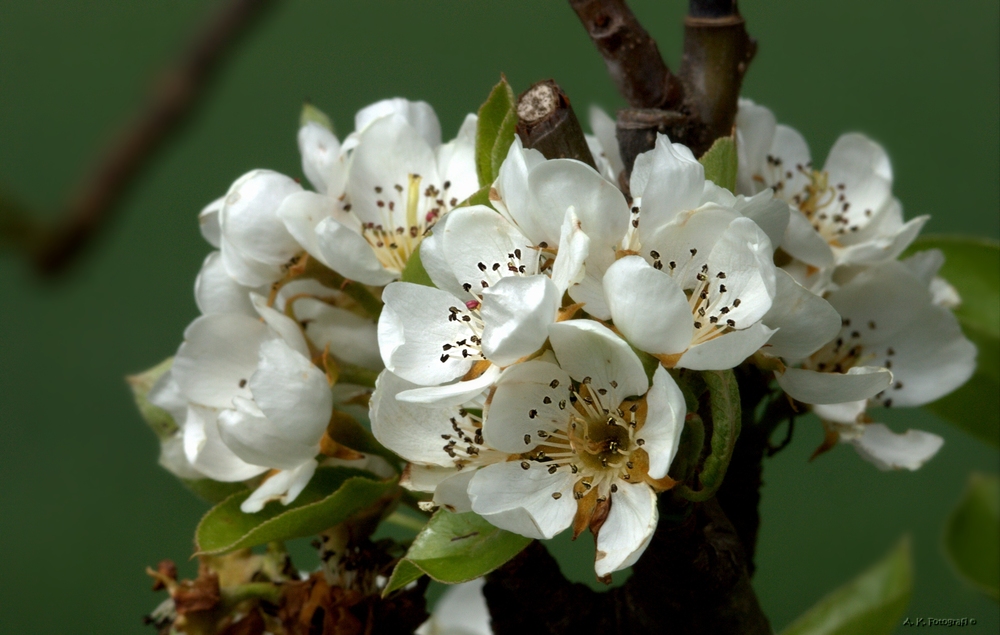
[[140, 93, 974, 580]]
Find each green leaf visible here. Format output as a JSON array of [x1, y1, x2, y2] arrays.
[[944, 472, 1000, 601], [181, 479, 249, 504], [678, 369, 740, 501], [196, 467, 396, 555], [779, 536, 913, 635], [126, 357, 177, 441], [699, 135, 737, 192], [459, 185, 492, 209], [906, 236, 999, 447], [383, 510, 531, 596], [400, 243, 435, 287], [476, 76, 517, 187], [300, 102, 333, 133]]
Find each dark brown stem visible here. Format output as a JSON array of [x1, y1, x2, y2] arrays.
[[568, 0, 684, 109], [678, 4, 756, 150], [516, 80, 597, 168], [3, 0, 276, 276]]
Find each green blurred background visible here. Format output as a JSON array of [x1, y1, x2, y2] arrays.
[[0, 1, 997, 632]]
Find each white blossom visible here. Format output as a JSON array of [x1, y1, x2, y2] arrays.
[[776, 259, 975, 470], [468, 320, 686, 577], [736, 98, 927, 292]]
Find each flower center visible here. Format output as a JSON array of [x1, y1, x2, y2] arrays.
[[438, 408, 490, 469], [521, 381, 648, 500], [439, 304, 485, 364], [647, 249, 742, 345], [804, 317, 903, 407], [356, 175, 460, 273]]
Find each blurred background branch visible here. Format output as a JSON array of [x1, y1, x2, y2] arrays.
[[0, 0, 276, 276]]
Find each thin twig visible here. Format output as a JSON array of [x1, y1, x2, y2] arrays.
[[515, 80, 597, 168], [568, 0, 684, 109], [1, 0, 277, 275]]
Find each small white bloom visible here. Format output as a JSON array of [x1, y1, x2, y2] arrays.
[[736, 99, 927, 291], [776, 260, 975, 470], [469, 320, 686, 577]]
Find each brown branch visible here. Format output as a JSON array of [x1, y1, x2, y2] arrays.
[[2, 0, 277, 276], [678, 3, 756, 151], [568, 0, 684, 110], [516, 80, 597, 168]]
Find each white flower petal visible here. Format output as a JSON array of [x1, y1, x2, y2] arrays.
[[595, 483, 658, 577], [529, 158, 630, 251], [848, 423, 943, 471], [183, 405, 267, 482], [402, 464, 461, 493], [677, 322, 777, 371], [346, 114, 439, 227], [549, 320, 649, 402], [782, 208, 835, 268], [298, 122, 345, 194], [433, 469, 477, 514], [147, 371, 188, 425], [630, 135, 704, 229], [481, 276, 560, 366], [220, 169, 303, 265], [735, 99, 777, 195], [250, 293, 310, 357], [240, 459, 318, 513], [220, 233, 284, 287], [642, 367, 687, 479], [483, 361, 572, 453], [776, 366, 892, 405], [823, 133, 893, 224], [826, 261, 976, 407], [440, 205, 538, 291], [418, 578, 492, 635], [768, 125, 812, 198], [217, 398, 319, 470], [159, 432, 204, 480], [396, 365, 500, 407], [589, 105, 624, 179], [315, 216, 397, 285], [173, 314, 270, 409], [550, 206, 590, 293], [469, 461, 577, 540], [292, 297, 382, 371], [277, 191, 338, 268], [378, 282, 475, 386], [732, 190, 790, 250], [354, 98, 441, 148], [813, 400, 867, 425], [436, 113, 480, 204], [704, 217, 777, 328], [762, 269, 841, 361], [837, 215, 928, 266], [194, 251, 257, 317], [604, 256, 692, 356], [492, 137, 548, 245], [198, 196, 224, 248], [369, 370, 470, 466], [250, 339, 333, 446]]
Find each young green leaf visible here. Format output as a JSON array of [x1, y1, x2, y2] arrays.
[[476, 76, 517, 187], [779, 537, 913, 635], [944, 472, 999, 601], [382, 510, 531, 596], [677, 369, 740, 501], [699, 135, 738, 193], [400, 243, 435, 287], [300, 102, 333, 133], [906, 236, 999, 447], [126, 357, 178, 441], [196, 467, 396, 555], [458, 185, 492, 209]]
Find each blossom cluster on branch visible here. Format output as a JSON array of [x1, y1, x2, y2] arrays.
[[132, 87, 976, 633]]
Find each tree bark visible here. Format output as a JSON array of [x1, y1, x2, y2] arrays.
[[516, 81, 597, 168]]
